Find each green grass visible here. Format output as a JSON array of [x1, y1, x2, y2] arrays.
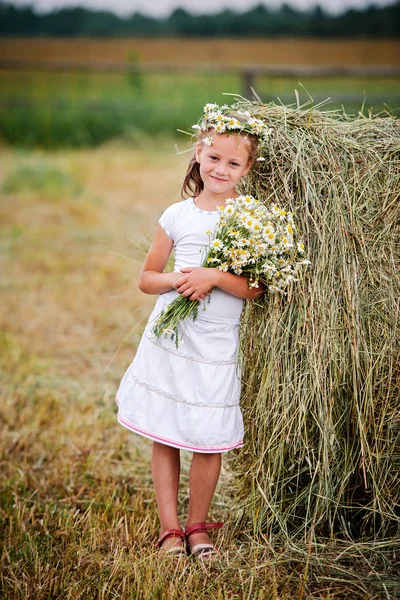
[[1, 71, 399, 146], [2, 163, 82, 196]]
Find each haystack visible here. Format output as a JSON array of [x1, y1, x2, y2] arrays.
[[231, 96, 399, 548]]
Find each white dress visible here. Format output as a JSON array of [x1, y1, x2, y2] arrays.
[[115, 198, 244, 453]]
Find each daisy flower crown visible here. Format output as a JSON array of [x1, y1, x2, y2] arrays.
[[192, 102, 273, 153]]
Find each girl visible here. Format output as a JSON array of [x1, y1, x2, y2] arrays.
[[116, 105, 266, 558]]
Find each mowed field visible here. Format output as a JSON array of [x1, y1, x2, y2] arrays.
[[1, 141, 393, 599], [1, 37, 400, 65]]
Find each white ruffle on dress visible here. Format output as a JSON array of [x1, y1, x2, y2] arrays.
[[116, 198, 244, 453]]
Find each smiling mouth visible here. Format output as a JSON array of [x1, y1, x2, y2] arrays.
[[211, 176, 228, 182]]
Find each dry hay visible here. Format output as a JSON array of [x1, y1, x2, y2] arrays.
[[230, 95, 399, 555]]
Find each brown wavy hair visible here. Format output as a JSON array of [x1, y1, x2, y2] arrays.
[[181, 118, 260, 199]]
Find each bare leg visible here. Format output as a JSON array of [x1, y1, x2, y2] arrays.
[[185, 452, 222, 548], [152, 442, 182, 550]]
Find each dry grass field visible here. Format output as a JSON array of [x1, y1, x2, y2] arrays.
[[1, 37, 400, 66], [1, 140, 392, 599]]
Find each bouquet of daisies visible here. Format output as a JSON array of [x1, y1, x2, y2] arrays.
[[152, 194, 310, 345]]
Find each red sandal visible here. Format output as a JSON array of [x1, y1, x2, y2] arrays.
[[156, 529, 186, 557], [185, 522, 223, 559]]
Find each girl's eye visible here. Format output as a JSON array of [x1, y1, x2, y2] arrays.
[[230, 162, 239, 167], [210, 156, 218, 161]]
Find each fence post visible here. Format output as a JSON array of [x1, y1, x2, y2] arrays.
[[242, 69, 256, 99]]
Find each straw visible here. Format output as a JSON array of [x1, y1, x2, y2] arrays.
[[227, 98, 399, 552]]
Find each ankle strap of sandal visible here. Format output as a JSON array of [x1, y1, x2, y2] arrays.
[[156, 528, 185, 548], [185, 522, 224, 537]]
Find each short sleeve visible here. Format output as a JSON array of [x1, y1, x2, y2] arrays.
[[158, 203, 178, 240]]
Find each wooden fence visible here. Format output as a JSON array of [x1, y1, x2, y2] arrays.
[[1, 59, 399, 98]]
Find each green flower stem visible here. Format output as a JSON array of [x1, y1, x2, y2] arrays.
[[152, 294, 199, 347]]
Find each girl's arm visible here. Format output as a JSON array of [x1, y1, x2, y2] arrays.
[[138, 225, 181, 294], [177, 267, 265, 300], [138, 226, 210, 300]]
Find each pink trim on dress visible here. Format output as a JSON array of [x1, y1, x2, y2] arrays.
[[116, 410, 244, 454]]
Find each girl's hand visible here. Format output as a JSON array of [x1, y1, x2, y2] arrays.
[[169, 272, 185, 290], [175, 267, 217, 302]]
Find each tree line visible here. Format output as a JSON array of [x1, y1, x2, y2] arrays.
[[0, 1, 399, 38]]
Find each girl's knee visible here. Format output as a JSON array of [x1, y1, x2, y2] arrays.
[[193, 451, 222, 462], [153, 441, 180, 456]]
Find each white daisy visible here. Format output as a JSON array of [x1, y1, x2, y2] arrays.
[[226, 117, 241, 130], [218, 262, 229, 272], [266, 232, 276, 244], [243, 217, 255, 229], [263, 225, 275, 237], [214, 122, 226, 134]]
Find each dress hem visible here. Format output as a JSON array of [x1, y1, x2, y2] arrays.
[[117, 412, 244, 454]]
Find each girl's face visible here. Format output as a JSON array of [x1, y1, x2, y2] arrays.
[[195, 134, 252, 198]]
